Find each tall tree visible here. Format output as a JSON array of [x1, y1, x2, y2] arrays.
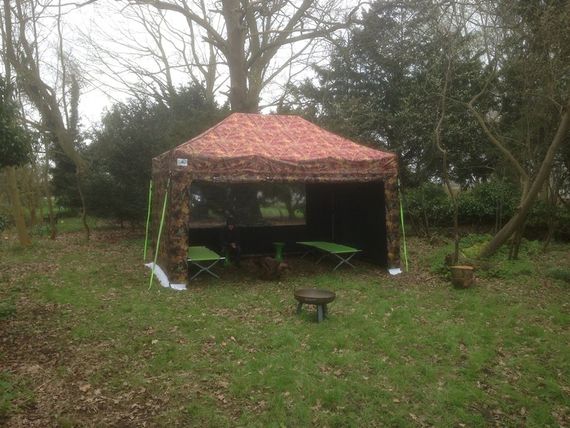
[[466, 0, 570, 257], [0, 75, 31, 246], [82, 3, 220, 104], [283, 0, 492, 186], [86, 85, 225, 224], [2, 0, 90, 238], [116, 0, 362, 111], [286, 0, 570, 256]]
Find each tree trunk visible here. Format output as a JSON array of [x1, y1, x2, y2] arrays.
[[246, 62, 265, 113], [76, 171, 90, 240], [421, 190, 431, 238], [43, 142, 57, 239], [480, 104, 570, 258], [509, 223, 526, 260], [222, 0, 255, 113], [451, 195, 460, 263], [29, 203, 36, 227], [46, 189, 57, 240], [494, 196, 503, 234], [6, 166, 31, 246], [542, 217, 555, 252], [542, 181, 558, 252], [434, 56, 458, 262], [23, 168, 38, 227]]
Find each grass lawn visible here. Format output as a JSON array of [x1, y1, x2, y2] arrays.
[[1, 221, 569, 427]]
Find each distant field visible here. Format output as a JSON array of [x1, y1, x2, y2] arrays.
[[1, 221, 569, 426]]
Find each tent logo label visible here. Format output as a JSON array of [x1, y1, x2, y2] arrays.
[[176, 158, 188, 167]]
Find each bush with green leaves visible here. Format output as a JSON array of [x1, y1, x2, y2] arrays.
[[0, 77, 31, 170], [84, 85, 226, 223], [458, 179, 519, 225], [546, 268, 570, 284], [30, 223, 51, 238], [404, 183, 453, 232], [403, 176, 570, 242], [0, 214, 8, 233], [427, 234, 491, 274], [427, 233, 540, 279], [526, 200, 570, 239]]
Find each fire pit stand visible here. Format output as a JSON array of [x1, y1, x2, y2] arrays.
[[294, 288, 336, 322]]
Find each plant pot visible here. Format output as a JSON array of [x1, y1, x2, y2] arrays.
[[450, 265, 474, 289]]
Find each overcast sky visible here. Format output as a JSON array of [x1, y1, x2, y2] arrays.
[[51, 1, 357, 130]]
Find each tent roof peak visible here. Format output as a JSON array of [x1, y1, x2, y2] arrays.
[[153, 112, 398, 182]]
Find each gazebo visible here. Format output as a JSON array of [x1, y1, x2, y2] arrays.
[[151, 113, 400, 284]]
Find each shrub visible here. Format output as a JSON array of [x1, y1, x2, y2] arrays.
[[527, 200, 570, 239], [426, 234, 489, 274], [30, 223, 51, 237], [427, 233, 542, 281], [404, 183, 453, 231], [458, 180, 519, 225], [0, 214, 9, 233], [482, 258, 535, 279], [403, 179, 522, 232], [82, 85, 226, 224], [473, 238, 540, 279], [546, 268, 570, 284]]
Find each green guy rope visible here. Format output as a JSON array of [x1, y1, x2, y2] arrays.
[[143, 180, 153, 261], [398, 179, 409, 272], [149, 177, 170, 290]]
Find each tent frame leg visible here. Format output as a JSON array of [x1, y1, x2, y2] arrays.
[[314, 252, 357, 270], [332, 253, 357, 271], [188, 259, 224, 280]]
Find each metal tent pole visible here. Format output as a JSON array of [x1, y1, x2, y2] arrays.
[[398, 179, 409, 272], [143, 180, 153, 261], [149, 177, 170, 290]]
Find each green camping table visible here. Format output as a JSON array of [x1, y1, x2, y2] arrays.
[[187, 246, 225, 280], [297, 241, 362, 271]]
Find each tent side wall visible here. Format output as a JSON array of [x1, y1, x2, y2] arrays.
[[151, 171, 401, 284], [305, 179, 399, 267], [151, 156, 192, 283], [165, 171, 192, 283], [384, 176, 400, 268], [184, 178, 400, 269], [151, 136, 401, 283]]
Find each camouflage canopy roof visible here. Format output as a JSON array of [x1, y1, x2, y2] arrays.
[[154, 113, 397, 182]]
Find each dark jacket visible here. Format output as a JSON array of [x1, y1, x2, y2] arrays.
[[222, 225, 240, 246]]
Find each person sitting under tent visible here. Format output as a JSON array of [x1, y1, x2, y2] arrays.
[[221, 218, 241, 267]]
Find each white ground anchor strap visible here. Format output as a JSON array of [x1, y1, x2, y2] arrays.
[[144, 263, 187, 291], [388, 267, 402, 276]]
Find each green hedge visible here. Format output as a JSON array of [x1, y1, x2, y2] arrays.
[[403, 180, 570, 238], [0, 214, 8, 233], [527, 200, 570, 238], [404, 183, 453, 229], [457, 180, 519, 225]]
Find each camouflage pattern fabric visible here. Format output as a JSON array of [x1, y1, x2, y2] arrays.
[[151, 113, 401, 284]]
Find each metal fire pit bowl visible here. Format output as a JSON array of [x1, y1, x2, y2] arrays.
[[294, 288, 336, 322]]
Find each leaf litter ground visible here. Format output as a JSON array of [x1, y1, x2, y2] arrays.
[[1, 224, 569, 426]]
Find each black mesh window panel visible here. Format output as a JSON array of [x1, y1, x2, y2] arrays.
[[189, 182, 305, 227], [306, 182, 387, 266]]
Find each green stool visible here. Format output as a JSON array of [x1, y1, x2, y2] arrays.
[[273, 242, 285, 262], [223, 248, 231, 266]]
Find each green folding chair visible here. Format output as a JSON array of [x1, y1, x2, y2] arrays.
[[297, 241, 362, 271], [187, 246, 225, 280]]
